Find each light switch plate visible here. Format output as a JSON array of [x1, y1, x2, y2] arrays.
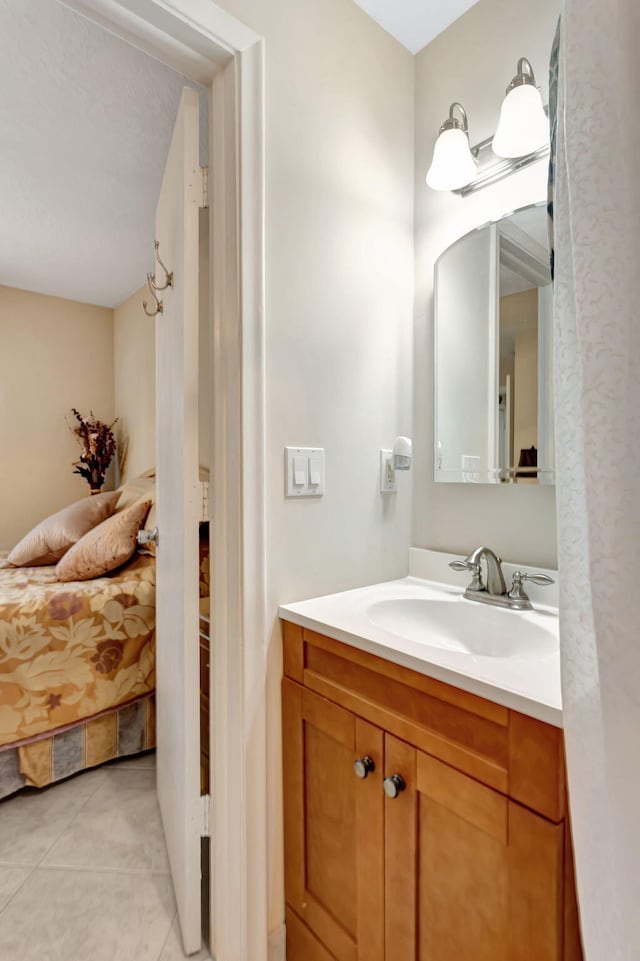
[[285, 447, 325, 497], [380, 449, 397, 493]]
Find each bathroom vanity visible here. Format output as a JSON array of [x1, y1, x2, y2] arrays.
[[280, 562, 583, 961]]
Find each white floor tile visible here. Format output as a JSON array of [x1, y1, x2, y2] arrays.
[[0, 867, 175, 961], [110, 751, 156, 772], [0, 866, 32, 912], [0, 768, 106, 866], [42, 766, 170, 874], [158, 917, 212, 961]]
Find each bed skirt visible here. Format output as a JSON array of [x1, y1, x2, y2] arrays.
[[0, 693, 155, 802]]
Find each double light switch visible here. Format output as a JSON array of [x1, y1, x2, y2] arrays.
[[286, 448, 325, 497]]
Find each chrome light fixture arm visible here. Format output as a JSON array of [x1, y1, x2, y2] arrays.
[[440, 102, 469, 134], [453, 139, 549, 196], [506, 57, 537, 93]]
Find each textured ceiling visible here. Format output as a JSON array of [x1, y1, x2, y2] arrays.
[[0, 0, 206, 308], [352, 0, 481, 54]]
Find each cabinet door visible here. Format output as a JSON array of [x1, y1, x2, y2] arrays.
[[384, 735, 565, 961], [283, 679, 384, 961]]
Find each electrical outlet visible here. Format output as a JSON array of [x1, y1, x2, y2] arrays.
[[379, 449, 397, 493]]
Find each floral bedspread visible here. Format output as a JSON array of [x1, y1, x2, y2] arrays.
[[0, 553, 156, 748]]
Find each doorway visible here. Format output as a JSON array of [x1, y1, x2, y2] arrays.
[[0, 1, 266, 958]]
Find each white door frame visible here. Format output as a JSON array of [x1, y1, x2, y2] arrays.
[[60, 3, 267, 960]]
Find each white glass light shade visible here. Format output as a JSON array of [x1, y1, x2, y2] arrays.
[[426, 128, 478, 191], [492, 84, 550, 158]]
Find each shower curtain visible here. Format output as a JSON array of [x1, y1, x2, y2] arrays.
[[553, 2, 640, 958]]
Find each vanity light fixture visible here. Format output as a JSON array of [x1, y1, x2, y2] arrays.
[[426, 56, 550, 196], [492, 58, 550, 158], [425, 103, 478, 191]]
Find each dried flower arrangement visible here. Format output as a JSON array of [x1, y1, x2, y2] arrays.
[[69, 408, 118, 494]]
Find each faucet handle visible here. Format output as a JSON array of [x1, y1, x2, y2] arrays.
[[449, 560, 476, 573], [523, 573, 554, 586], [449, 559, 483, 592], [509, 570, 554, 600]]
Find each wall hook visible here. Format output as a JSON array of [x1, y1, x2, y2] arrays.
[[149, 241, 173, 291], [143, 273, 163, 317]]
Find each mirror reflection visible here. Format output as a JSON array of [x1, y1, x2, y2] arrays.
[[434, 202, 554, 484]]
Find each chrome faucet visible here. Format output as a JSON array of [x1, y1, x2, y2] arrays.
[[449, 546, 554, 611]]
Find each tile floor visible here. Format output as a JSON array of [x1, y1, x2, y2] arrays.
[[0, 753, 211, 961]]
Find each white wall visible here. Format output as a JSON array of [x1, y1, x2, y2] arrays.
[[214, 0, 415, 937], [413, 0, 560, 568], [237, 0, 415, 602], [0, 285, 115, 549], [113, 287, 155, 483]]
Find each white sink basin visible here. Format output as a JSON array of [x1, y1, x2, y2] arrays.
[[367, 597, 557, 659], [279, 573, 562, 726]]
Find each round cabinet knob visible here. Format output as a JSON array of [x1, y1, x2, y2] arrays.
[[383, 774, 406, 799], [354, 756, 375, 779]]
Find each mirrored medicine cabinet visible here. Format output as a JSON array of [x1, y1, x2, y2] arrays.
[[434, 202, 554, 485]]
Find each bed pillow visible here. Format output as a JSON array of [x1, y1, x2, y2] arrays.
[[8, 491, 120, 567], [56, 498, 152, 582], [116, 472, 155, 510], [116, 473, 157, 555]]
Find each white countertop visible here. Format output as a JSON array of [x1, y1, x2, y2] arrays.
[[279, 572, 562, 727]]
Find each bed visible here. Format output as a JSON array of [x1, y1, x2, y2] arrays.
[[0, 551, 156, 799], [0, 525, 210, 800]]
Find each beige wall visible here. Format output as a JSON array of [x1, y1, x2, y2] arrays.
[[413, 0, 560, 569], [0, 285, 114, 549], [514, 323, 538, 469], [214, 0, 415, 937], [113, 287, 155, 483], [501, 289, 539, 467]]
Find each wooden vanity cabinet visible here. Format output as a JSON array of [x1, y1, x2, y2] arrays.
[[283, 680, 384, 961], [282, 622, 583, 961], [386, 737, 566, 961]]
